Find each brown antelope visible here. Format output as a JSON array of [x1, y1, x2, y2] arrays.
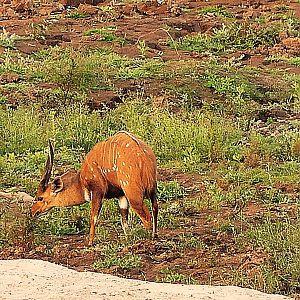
[[31, 131, 158, 245]]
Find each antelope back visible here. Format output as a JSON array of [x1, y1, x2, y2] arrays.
[[81, 131, 157, 196]]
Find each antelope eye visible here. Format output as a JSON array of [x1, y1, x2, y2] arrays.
[[37, 197, 43, 202]]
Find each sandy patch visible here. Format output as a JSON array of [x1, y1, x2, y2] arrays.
[[0, 259, 291, 300]]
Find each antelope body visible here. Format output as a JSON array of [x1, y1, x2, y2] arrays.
[[31, 131, 158, 245]]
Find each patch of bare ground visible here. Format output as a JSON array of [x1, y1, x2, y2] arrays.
[[0, 0, 297, 67], [1, 175, 299, 287]]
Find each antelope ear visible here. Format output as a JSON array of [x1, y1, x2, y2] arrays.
[[51, 177, 64, 193]]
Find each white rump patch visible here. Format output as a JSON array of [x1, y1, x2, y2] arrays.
[[118, 196, 128, 209], [84, 189, 91, 202]]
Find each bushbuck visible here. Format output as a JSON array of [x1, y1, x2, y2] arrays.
[[31, 131, 158, 245]]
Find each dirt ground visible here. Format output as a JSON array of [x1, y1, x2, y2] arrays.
[[0, 0, 300, 107], [1, 0, 300, 298]]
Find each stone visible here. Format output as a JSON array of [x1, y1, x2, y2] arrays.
[[11, 0, 33, 13], [78, 3, 98, 15], [282, 37, 300, 49], [58, 0, 102, 7], [0, 0, 11, 5], [38, 3, 64, 15]]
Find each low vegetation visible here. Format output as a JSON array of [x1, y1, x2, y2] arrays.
[[1, 1, 300, 298], [170, 10, 300, 54]]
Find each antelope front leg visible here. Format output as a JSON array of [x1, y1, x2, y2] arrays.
[[88, 192, 103, 246]]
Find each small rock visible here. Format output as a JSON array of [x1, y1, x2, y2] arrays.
[[11, 0, 33, 13], [58, 0, 101, 7], [62, 34, 71, 42], [17, 192, 34, 203], [78, 3, 98, 15], [0, 191, 34, 203], [0, 7, 6, 16], [0, 73, 21, 83], [121, 4, 137, 16], [35, 245, 47, 252], [38, 4, 64, 16], [0, 7, 17, 17], [282, 37, 300, 49], [0, 0, 11, 4]]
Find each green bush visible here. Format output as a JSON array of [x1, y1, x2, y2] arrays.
[[246, 218, 300, 294], [94, 253, 141, 270], [198, 6, 233, 18], [172, 21, 282, 54], [84, 27, 126, 45], [157, 181, 185, 202]]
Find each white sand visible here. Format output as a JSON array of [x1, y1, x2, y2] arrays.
[[0, 259, 291, 300]]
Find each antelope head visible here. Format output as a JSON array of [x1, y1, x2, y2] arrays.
[[31, 141, 86, 217]]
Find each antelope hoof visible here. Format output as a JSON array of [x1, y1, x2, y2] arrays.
[[152, 232, 158, 239], [87, 239, 94, 247]]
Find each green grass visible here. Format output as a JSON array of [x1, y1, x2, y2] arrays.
[[93, 242, 142, 270], [266, 55, 300, 67], [67, 12, 90, 19], [0, 30, 24, 49], [0, 28, 300, 296], [0, 47, 293, 117], [83, 27, 127, 45], [161, 233, 205, 251], [2, 94, 300, 193], [240, 217, 300, 294], [94, 253, 141, 270], [198, 6, 233, 18], [33, 202, 90, 236], [157, 181, 185, 201], [27, 47, 165, 98], [172, 22, 280, 54], [274, 4, 290, 12], [170, 17, 299, 54], [159, 267, 198, 284], [0, 100, 246, 174]]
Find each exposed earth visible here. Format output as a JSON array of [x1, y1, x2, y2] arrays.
[[1, 0, 300, 299], [0, 0, 300, 108]]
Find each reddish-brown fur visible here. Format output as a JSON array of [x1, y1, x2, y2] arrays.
[[31, 131, 158, 245]]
